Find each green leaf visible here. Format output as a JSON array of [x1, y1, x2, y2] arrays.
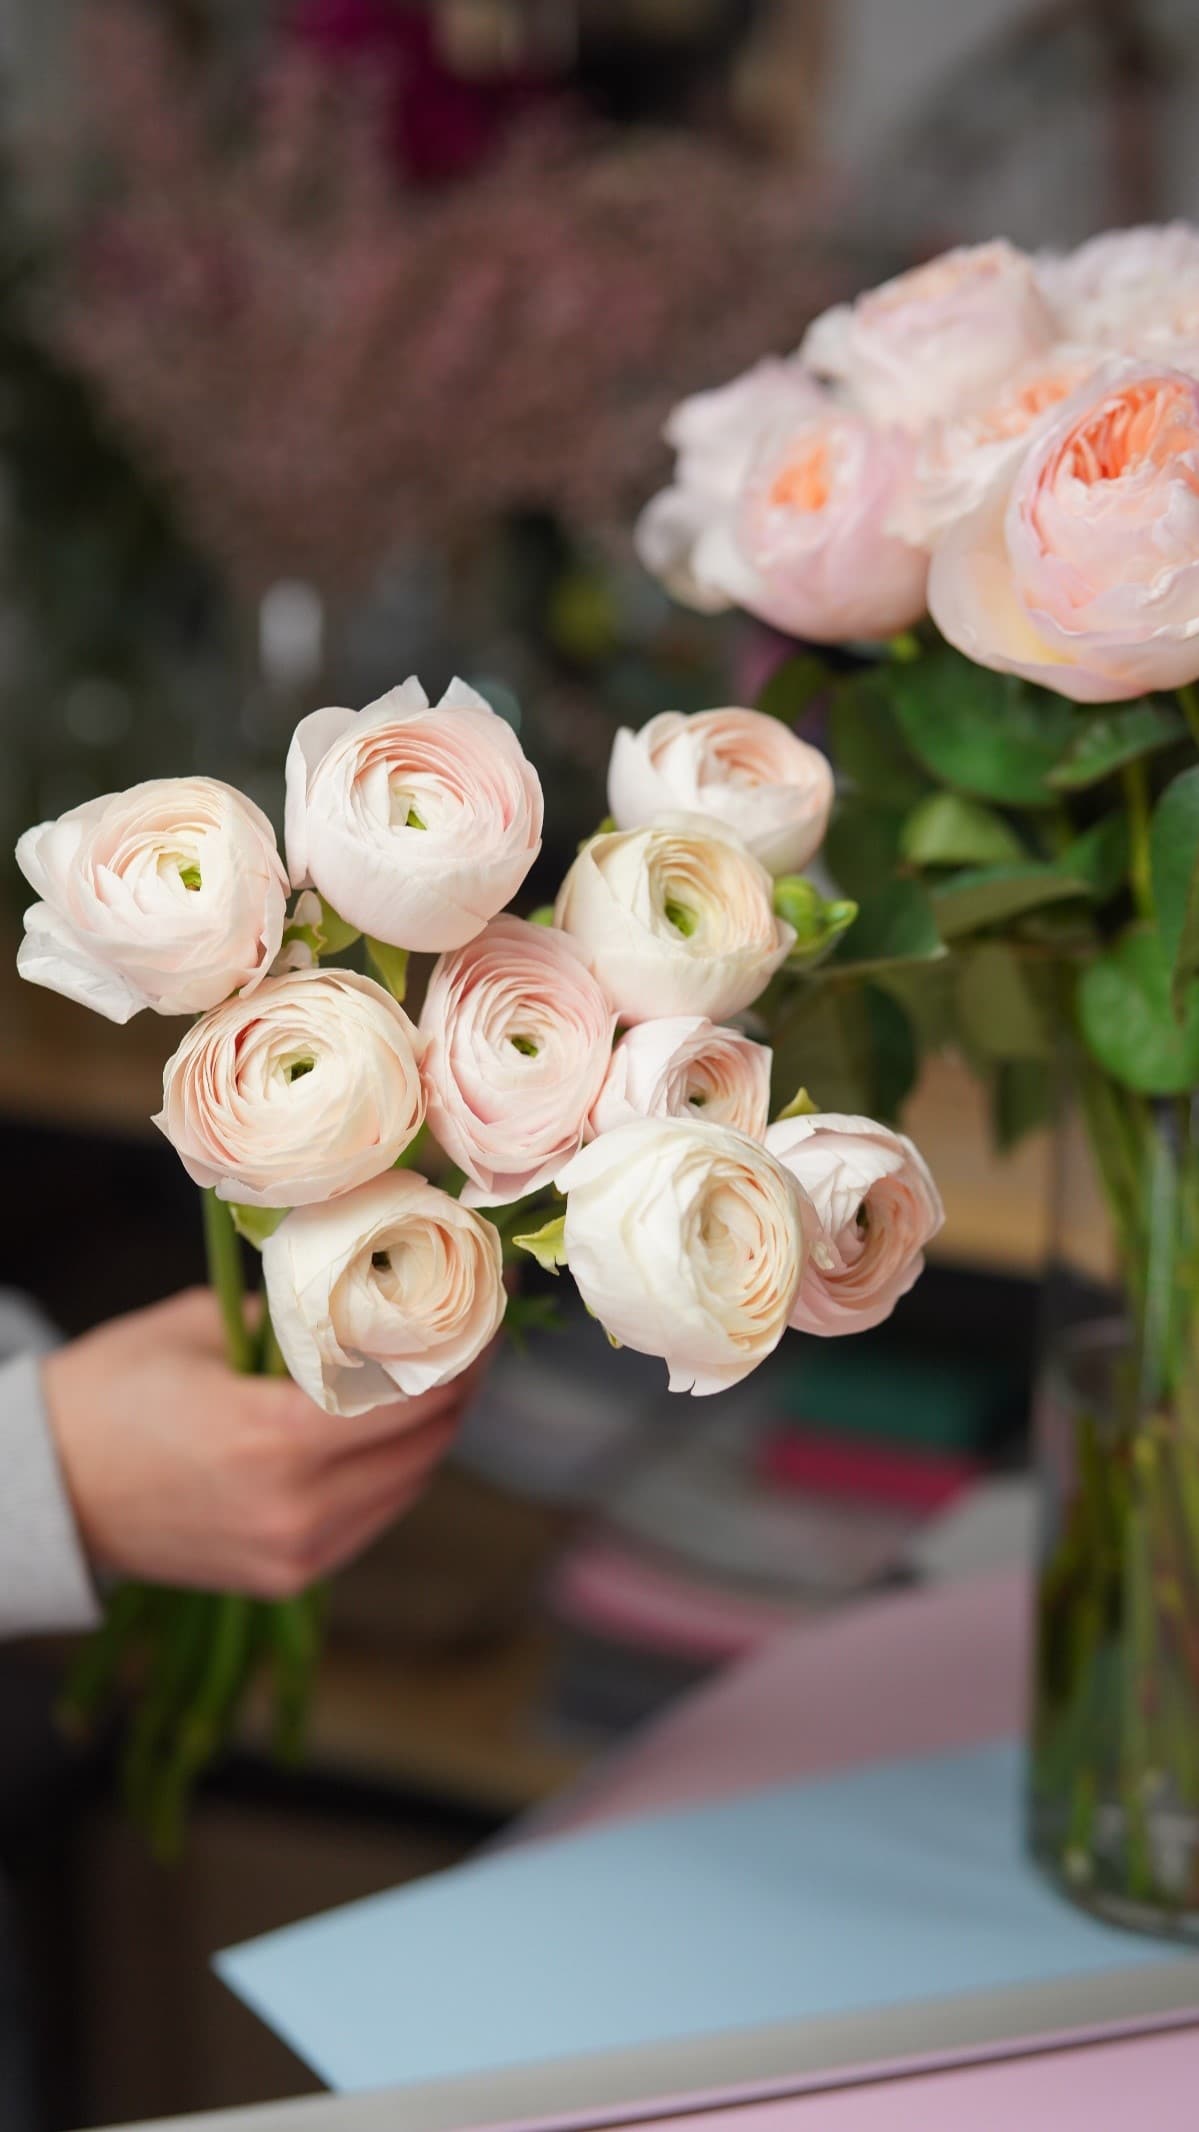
[[228, 1203, 288, 1249], [901, 792, 1024, 868], [774, 1085, 820, 1122], [829, 878, 945, 974], [1077, 928, 1199, 1094], [932, 862, 1088, 940], [956, 943, 1052, 1062], [756, 653, 830, 726], [892, 650, 1076, 808], [1049, 702, 1185, 790], [512, 1214, 568, 1275], [1059, 814, 1129, 904], [1150, 766, 1199, 1014], [772, 876, 859, 968], [827, 669, 928, 809], [768, 981, 917, 1123], [824, 799, 904, 901], [365, 938, 410, 1002], [992, 1060, 1055, 1152]]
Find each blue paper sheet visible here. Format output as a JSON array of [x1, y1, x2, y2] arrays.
[[217, 1740, 1173, 2094]]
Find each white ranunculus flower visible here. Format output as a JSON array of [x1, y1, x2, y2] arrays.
[[588, 1016, 770, 1141], [16, 778, 287, 1023], [155, 968, 426, 1209], [420, 915, 614, 1208], [554, 818, 793, 1026], [262, 1171, 505, 1417], [556, 1117, 818, 1395], [608, 708, 834, 876], [765, 1112, 943, 1335], [285, 677, 543, 954]]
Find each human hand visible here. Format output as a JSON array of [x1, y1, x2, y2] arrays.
[[43, 1287, 479, 1598]]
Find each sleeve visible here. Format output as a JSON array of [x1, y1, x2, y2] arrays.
[[0, 1306, 101, 1639]]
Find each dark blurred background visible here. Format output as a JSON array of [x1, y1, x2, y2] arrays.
[[0, 2, 1189, 2123]]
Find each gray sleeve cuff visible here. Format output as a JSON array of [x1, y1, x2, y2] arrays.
[[0, 1353, 101, 1638]]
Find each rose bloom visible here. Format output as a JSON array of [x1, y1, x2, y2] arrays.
[[766, 1112, 942, 1336], [929, 361, 1199, 701], [285, 677, 543, 953], [16, 777, 287, 1023], [420, 915, 614, 1207], [891, 345, 1100, 547], [555, 818, 793, 1025], [637, 366, 927, 642], [801, 239, 1055, 428], [588, 1016, 770, 1141], [155, 968, 426, 1208], [262, 1170, 505, 1417], [1038, 223, 1199, 353], [608, 707, 834, 876], [557, 1117, 818, 1395]]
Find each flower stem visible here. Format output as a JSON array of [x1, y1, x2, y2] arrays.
[[202, 1188, 254, 1373], [1179, 684, 1199, 754], [1121, 757, 1155, 922]]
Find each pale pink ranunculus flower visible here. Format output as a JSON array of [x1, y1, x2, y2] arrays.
[[155, 968, 426, 1209], [929, 360, 1199, 702], [16, 777, 287, 1024], [419, 916, 614, 1208], [891, 344, 1101, 547], [637, 365, 927, 643], [285, 678, 543, 953], [556, 1118, 819, 1395], [1037, 223, 1199, 353], [554, 818, 793, 1026], [588, 1016, 770, 1141], [766, 1112, 943, 1336], [262, 1170, 505, 1418], [608, 707, 833, 876], [801, 239, 1055, 429]]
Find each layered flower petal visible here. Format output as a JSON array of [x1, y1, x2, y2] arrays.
[[608, 707, 833, 876], [766, 1112, 942, 1335]]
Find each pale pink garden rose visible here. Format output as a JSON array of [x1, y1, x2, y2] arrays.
[[1037, 223, 1199, 353], [16, 777, 287, 1024], [637, 367, 927, 642], [890, 345, 1101, 547], [608, 708, 834, 876], [556, 1118, 819, 1395], [285, 678, 543, 953], [588, 1016, 770, 1141], [554, 818, 793, 1025], [420, 916, 614, 1208], [155, 968, 426, 1209], [262, 1170, 505, 1418], [801, 240, 1055, 429], [929, 361, 1199, 702], [766, 1112, 943, 1337]]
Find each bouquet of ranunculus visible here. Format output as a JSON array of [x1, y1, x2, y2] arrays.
[[635, 226, 1199, 1931], [15, 674, 939, 1847]]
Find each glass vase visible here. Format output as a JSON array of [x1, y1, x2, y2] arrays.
[[1030, 1074, 1199, 1937]]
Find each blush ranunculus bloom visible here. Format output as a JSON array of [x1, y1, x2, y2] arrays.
[[16, 778, 287, 1023], [262, 1170, 505, 1417], [929, 361, 1199, 701], [155, 968, 426, 1209], [419, 915, 614, 1207], [765, 1112, 943, 1336], [588, 1016, 771, 1140], [554, 818, 793, 1026], [1038, 223, 1199, 353], [891, 345, 1101, 547], [556, 1117, 819, 1395], [801, 239, 1055, 428], [285, 678, 543, 952], [608, 707, 834, 875], [637, 363, 927, 642]]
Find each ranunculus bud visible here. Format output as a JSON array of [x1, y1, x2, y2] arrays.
[[262, 1171, 505, 1417], [155, 968, 426, 1209], [766, 1112, 942, 1335], [608, 708, 833, 876], [557, 1118, 818, 1394], [554, 818, 793, 1025], [285, 678, 543, 953], [420, 916, 614, 1207], [16, 778, 287, 1023]]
